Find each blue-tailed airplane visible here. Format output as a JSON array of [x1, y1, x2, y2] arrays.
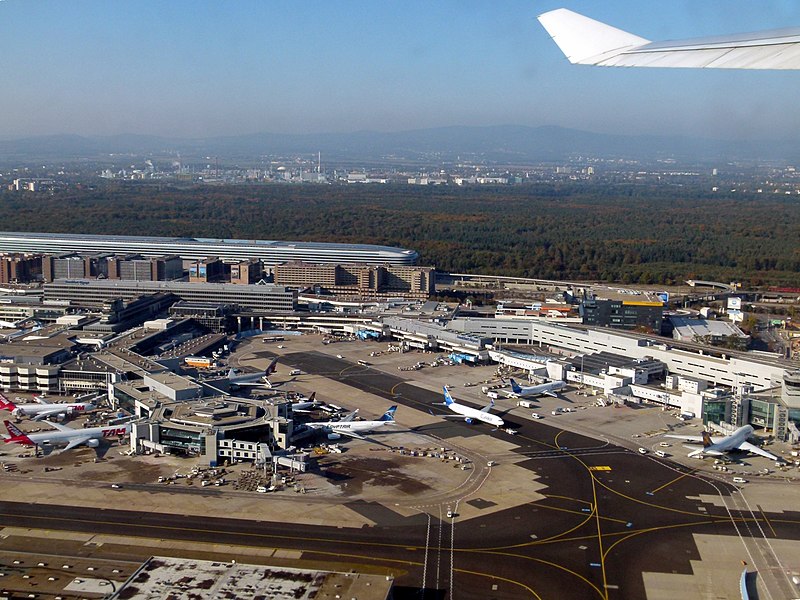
[[305, 406, 397, 440], [439, 387, 504, 427]]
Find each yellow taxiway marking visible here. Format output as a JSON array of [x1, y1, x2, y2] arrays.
[[478, 551, 607, 600], [589, 466, 612, 471], [648, 469, 696, 494], [759, 506, 777, 538]]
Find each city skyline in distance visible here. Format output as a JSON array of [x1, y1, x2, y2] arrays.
[[2, 0, 799, 142], [2, 125, 800, 164]]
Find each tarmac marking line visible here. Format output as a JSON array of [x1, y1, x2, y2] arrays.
[[0, 512, 433, 552], [478, 551, 607, 600], [541, 494, 592, 507], [533, 503, 628, 525], [601, 520, 720, 560], [649, 469, 697, 495], [757, 505, 777, 538]]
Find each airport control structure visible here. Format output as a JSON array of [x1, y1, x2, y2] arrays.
[[0, 231, 419, 267]]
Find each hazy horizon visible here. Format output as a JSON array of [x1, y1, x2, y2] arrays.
[[2, 0, 800, 142]]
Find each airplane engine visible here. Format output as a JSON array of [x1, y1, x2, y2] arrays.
[[11, 408, 24, 418], [327, 433, 341, 441], [86, 439, 100, 448], [465, 418, 474, 424]]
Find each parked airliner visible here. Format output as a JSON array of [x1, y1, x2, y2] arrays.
[[228, 357, 279, 388], [440, 387, 504, 427], [508, 379, 566, 399], [0, 393, 96, 421], [4, 420, 131, 452], [665, 425, 779, 460], [305, 406, 397, 440]]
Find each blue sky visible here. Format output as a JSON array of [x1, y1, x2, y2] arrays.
[[1, 0, 799, 140]]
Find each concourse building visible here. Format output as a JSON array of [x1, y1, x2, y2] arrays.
[[0, 231, 419, 266]]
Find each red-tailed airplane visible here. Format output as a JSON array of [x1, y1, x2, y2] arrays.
[[0, 393, 96, 421], [4, 420, 130, 452]]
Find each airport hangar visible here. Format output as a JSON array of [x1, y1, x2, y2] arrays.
[[0, 231, 419, 266]]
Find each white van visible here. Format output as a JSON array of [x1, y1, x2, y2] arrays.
[[290, 369, 302, 376], [732, 477, 747, 484], [531, 412, 543, 419], [655, 450, 668, 458], [637, 447, 648, 455]]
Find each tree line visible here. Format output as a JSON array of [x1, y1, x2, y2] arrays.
[[2, 182, 798, 287]]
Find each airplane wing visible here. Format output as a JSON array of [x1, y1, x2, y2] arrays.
[[538, 8, 800, 70], [440, 414, 470, 420], [32, 409, 66, 421], [664, 434, 708, 443], [41, 421, 74, 433], [63, 435, 94, 452], [738, 441, 779, 461], [32, 396, 50, 405], [542, 390, 558, 398], [339, 410, 358, 423]]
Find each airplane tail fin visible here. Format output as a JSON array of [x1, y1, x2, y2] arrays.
[[3, 420, 33, 445], [228, 368, 236, 379], [379, 406, 397, 422], [0, 393, 15, 411], [701, 431, 714, 448], [510, 379, 522, 394], [266, 357, 279, 375], [308, 392, 316, 402], [537, 8, 650, 65], [443, 387, 454, 406]]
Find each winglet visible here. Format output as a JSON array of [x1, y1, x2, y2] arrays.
[[538, 8, 650, 65]]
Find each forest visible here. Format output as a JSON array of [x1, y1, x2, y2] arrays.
[[2, 182, 799, 287]]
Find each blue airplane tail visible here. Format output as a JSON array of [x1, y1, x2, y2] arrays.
[[443, 386, 454, 406], [510, 379, 523, 394], [379, 406, 397, 422]]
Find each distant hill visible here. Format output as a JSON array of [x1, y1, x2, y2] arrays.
[[1, 125, 798, 163]]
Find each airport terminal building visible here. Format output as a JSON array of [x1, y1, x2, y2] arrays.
[[0, 231, 419, 266]]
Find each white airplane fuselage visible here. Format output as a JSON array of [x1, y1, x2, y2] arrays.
[[4, 421, 131, 450], [510, 380, 566, 398], [309, 420, 395, 437], [443, 388, 504, 427], [667, 424, 779, 461], [11, 402, 95, 420]]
